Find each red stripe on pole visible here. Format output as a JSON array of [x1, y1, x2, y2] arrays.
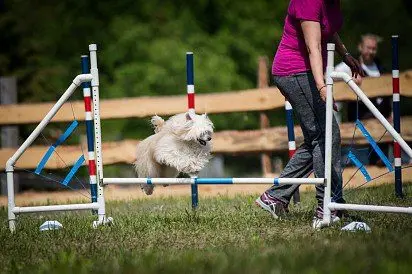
[[288, 149, 296, 158], [88, 160, 96, 175], [392, 78, 400, 93], [188, 93, 195, 109], [394, 142, 401, 158], [84, 96, 92, 112]]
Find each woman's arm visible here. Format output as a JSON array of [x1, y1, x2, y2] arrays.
[[331, 33, 349, 58], [332, 33, 365, 78], [300, 21, 326, 98]]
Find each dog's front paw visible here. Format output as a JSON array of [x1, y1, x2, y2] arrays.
[[141, 184, 155, 195]]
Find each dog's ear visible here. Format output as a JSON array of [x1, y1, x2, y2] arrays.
[[186, 113, 192, 121]]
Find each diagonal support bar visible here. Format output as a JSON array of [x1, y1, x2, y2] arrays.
[[35, 120, 79, 174], [355, 120, 394, 172], [347, 151, 372, 182], [62, 155, 85, 186], [331, 71, 412, 159]]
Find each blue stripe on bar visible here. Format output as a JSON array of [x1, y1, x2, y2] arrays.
[[90, 183, 97, 201], [391, 35, 399, 70], [62, 155, 85, 186], [85, 120, 94, 152], [274, 178, 280, 185], [54, 120, 79, 147], [35, 121, 78, 174], [356, 120, 393, 172], [347, 151, 372, 182], [81, 55, 91, 88], [147, 178, 152, 185], [196, 178, 233, 184], [286, 109, 295, 141], [186, 53, 194, 85], [35, 146, 55, 174]]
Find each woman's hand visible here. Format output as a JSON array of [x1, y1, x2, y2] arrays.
[[319, 86, 338, 111], [343, 54, 366, 78], [353, 74, 362, 86]]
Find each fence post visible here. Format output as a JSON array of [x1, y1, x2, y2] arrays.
[[1, 77, 19, 195], [257, 57, 273, 176]]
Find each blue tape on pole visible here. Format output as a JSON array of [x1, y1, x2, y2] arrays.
[[62, 155, 85, 186], [85, 120, 94, 152], [90, 184, 97, 201], [286, 109, 295, 141], [347, 151, 372, 182], [391, 36, 399, 70], [196, 178, 233, 184], [393, 102, 401, 132], [191, 184, 198, 208], [356, 120, 394, 172], [274, 178, 280, 185], [186, 53, 194, 85], [147, 178, 152, 185], [81, 55, 91, 88], [35, 120, 79, 174]]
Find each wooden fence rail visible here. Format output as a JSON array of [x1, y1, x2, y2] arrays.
[[1, 117, 411, 170], [1, 70, 412, 125]]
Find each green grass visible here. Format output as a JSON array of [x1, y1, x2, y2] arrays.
[[1, 184, 412, 274]]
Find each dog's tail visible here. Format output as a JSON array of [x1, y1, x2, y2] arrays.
[[151, 115, 165, 133]]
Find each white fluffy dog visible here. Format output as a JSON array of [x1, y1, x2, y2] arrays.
[[134, 112, 214, 195]]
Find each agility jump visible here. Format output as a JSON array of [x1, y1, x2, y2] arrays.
[[5, 40, 412, 232]]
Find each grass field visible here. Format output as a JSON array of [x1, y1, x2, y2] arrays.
[[1, 183, 412, 274]]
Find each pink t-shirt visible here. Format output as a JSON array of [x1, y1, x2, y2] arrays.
[[272, 0, 343, 76]]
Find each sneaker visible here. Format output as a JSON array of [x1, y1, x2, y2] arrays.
[[255, 192, 288, 219], [312, 206, 341, 229]]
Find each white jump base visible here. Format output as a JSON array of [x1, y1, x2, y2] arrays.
[[12, 203, 100, 214], [328, 202, 412, 214]]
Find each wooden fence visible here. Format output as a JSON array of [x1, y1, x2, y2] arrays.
[[1, 64, 412, 171]]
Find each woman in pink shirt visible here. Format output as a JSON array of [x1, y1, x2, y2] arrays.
[[256, 0, 364, 228]]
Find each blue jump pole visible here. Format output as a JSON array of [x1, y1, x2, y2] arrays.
[[81, 55, 98, 208], [186, 52, 199, 208], [392, 35, 403, 197]]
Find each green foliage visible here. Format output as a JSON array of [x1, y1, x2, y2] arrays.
[[0, 183, 412, 273], [1, 0, 412, 140]]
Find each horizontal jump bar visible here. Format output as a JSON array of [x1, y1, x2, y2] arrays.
[[103, 177, 325, 185], [12, 202, 99, 214], [328, 202, 412, 214]]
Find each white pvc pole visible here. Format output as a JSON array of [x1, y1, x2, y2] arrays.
[[89, 44, 106, 223], [5, 73, 92, 233], [103, 177, 325, 185], [328, 202, 412, 214], [7, 171, 16, 232], [331, 71, 412, 159], [5, 74, 93, 168], [322, 43, 335, 226], [12, 203, 100, 214]]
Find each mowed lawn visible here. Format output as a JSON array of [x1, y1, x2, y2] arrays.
[[1, 183, 411, 274]]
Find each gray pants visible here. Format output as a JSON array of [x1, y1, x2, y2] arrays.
[[267, 72, 345, 206]]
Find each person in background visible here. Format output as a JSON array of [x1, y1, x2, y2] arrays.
[[335, 34, 391, 165], [255, 0, 364, 229]]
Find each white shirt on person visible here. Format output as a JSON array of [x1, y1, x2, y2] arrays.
[[334, 61, 380, 78]]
